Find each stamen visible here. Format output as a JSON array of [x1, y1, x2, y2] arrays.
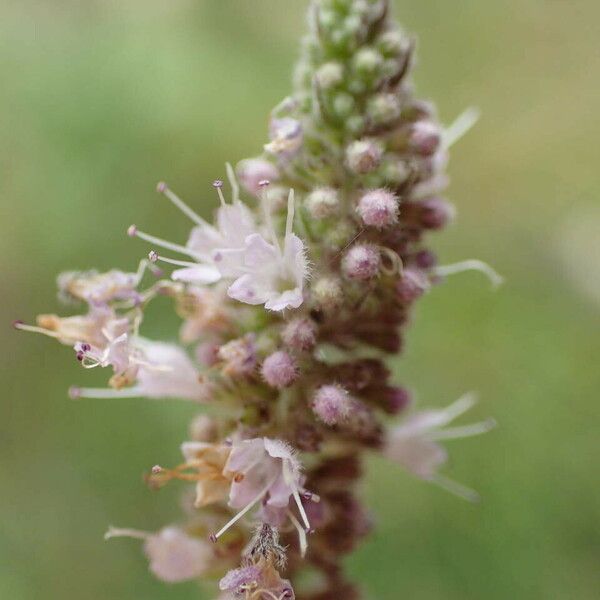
[[148, 252, 199, 269], [283, 460, 310, 531], [157, 182, 211, 227], [210, 480, 274, 541], [443, 107, 480, 149], [434, 259, 504, 289], [69, 386, 142, 400], [259, 180, 281, 254], [285, 188, 295, 238], [428, 418, 497, 441], [225, 163, 240, 204], [430, 474, 480, 503], [287, 509, 308, 557], [128, 226, 204, 261], [13, 321, 62, 339], [104, 526, 149, 541], [213, 179, 227, 206], [440, 392, 478, 425]]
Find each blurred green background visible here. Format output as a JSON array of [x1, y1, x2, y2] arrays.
[[1, 1, 598, 598]]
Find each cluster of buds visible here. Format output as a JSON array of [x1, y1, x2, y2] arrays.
[[15, 1, 499, 598]]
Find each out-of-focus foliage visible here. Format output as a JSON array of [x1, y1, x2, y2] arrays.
[[1, 1, 598, 598]]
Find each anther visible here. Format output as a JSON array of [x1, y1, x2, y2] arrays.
[[68, 386, 81, 400], [209, 533, 217, 543], [148, 250, 159, 263], [212, 179, 223, 188], [12, 319, 24, 329], [156, 181, 168, 193], [127, 225, 138, 237], [151, 465, 163, 474], [258, 179, 270, 187]]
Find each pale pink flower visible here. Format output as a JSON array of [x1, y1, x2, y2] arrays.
[[210, 438, 314, 546], [129, 167, 258, 285], [57, 262, 154, 306], [226, 189, 309, 311], [105, 526, 213, 583], [70, 340, 209, 402], [385, 393, 495, 501]]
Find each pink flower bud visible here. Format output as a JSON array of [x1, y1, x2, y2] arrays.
[[418, 197, 455, 230], [345, 139, 383, 174], [408, 121, 441, 156], [356, 189, 399, 228], [342, 244, 381, 280], [383, 386, 412, 414], [396, 268, 429, 303], [312, 385, 353, 425], [261, 351, 298, 388], [281, 317, 317, 351], [236, 158, 280, 196]]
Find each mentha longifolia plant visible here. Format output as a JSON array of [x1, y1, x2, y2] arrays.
[[15, 1, 502, 599]]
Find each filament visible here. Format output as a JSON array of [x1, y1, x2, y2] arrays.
[[131, 228, 203, 261], [287, 509, 308, 557], [158, 183, 211, 227], [430, 474, 480, 503], [285, 188, 295, 238], [443, 107, 480, 149], [212, 480, 274, 541], [435, 259, 504, 289], [104, 526, 149, 541], [428, 418, 497, 441], [226, 162, 240, 204], [13, 323, 61, 339]]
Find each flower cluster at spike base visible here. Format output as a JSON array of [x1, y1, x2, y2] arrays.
[[15, 1, 501, 598]]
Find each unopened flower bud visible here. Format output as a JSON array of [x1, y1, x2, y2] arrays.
[[367, 93, 401, 126], [312, 384, 353, 425], [345, 139, 383, 174], [383, 386, 412, 415], [413, 249, 437, 269], [377, 30, 405, 55], [281, 318, 317, 352], [313, 276, 343, 310], [305, 188, 340, 219], [265, 117, 303, 159], [236, 158, 279, 196], [332, 92, 355, 119], [419, 197, 455, 230], [261, 350, 298, 388], [396, 268, 429, 303], [353, 47, 383, 75], [356, 189, 399, 228], [315, 61, 344, 89], [189, 414, 219, 442], [342, 244, 381, 280], [408, 121, 441, 156], [345, 115, 366, 136]]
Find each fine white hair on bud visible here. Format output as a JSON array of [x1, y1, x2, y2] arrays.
[[312, 384, 353, 425], [345, 139, 383, 174], [356, 189, 399, 228], [305, 187, 340, 219], [342, 244, 381, 280], [261, 350, 298, 389]]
